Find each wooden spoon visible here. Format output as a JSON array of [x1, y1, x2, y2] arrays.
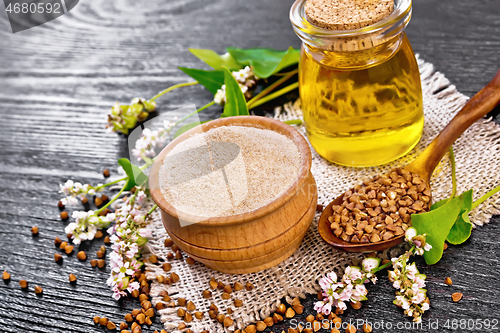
[[318, 69, 500, 253]]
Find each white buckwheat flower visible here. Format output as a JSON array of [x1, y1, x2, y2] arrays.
[[389, 229, 432, 322], [232, 66, 257, 85], [131, 122, 173, 162], [65, 210, 112, 245], [214, 66, 258, 105], [316, 256, 380, 315], [59, 180, 103, 206]]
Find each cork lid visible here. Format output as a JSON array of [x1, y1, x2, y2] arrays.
[[305, 0, 394, 30]]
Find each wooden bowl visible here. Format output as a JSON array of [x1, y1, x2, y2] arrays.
[[163, 174, 317, 261], [185, 225, 309, 274], [149, 116, 317, 274], [165, 193, 316, 273]]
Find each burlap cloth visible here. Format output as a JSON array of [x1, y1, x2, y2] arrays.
[[143, 57, 500, 332]]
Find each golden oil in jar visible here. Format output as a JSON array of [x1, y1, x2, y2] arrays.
[[300, 34, 423, 166], [291, 0, 423, 166]]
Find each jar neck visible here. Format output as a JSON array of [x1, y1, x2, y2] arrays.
[[290, 0, 412, 52], [302, 32, 405, 70]]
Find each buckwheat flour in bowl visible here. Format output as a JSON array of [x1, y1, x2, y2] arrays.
[[158, 125, 301, 218], [149, 116, 317, 273]]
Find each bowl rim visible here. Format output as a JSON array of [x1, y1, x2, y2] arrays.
[[149, 115, 312, 227]]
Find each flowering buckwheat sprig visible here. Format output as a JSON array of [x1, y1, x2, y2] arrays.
[[106, 187, 153, 300], [389, 227, 432, 323], [316, 227, 433, 323], [59, 180, 104, 206], [214, 66, 258, 105], [106, 97, 157, 135], [315, 257, 380, 314], [131, 120, 175, 162], [65, 210, 114, 245]]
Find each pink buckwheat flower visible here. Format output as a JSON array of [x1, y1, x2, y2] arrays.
[[316, 256, 380, 315], [105, 185, 152, 299]]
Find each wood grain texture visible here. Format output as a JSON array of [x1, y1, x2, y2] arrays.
[[0, 0, 499, 332]]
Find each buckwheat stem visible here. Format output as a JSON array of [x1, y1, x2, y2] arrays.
[[145, 204, 158, 219], [248, 82, 299, 110], [140, 153, 153, 166], [272, 69, 299, 77], [247, 69, 298, 108], [150, 81, 199, 102], [96, 183, 126, 214], [372, 261, 393, 273], [446, 147, 457, 204], [100, 176, 128, 188], [175, 101, 215, 126], [283, 119, 302, 126], [126, 186, 141, 208], [471, 183, 500, 210], [140, 162, 152, 170]]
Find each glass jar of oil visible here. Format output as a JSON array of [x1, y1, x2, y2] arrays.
[[290, 0, 423, 167]]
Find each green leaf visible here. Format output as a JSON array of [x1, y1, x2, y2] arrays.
[[141, 155, 153, 166], [446, 190, 473, 245], [117, 158, 148, 191], [226, 46, 300, 78], [447, 214, 473, 245], [189, 48, 241, 71], [412, 195, 464, 265], [221, 67, 249, 117], [430, 190, 474, 245], [178, 67, 225, 95], [174, 120, 211, 139], [430, 198, 448, 210]]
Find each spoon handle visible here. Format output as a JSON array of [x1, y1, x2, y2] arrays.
[[408, 69, 500, 181]]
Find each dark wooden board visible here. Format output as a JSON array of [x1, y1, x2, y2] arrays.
[[0, 0, 499, 332]]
